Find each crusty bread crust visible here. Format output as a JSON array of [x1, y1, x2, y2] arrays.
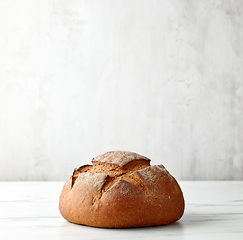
[[59, 151, 185, 228]]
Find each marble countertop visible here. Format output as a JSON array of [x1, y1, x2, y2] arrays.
[[1, 181, 243, 240]]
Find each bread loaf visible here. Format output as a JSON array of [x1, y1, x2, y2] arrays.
[[59, 151, 185, 228]]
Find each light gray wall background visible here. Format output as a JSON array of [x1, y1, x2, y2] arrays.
[[0, 0, 243, 181]]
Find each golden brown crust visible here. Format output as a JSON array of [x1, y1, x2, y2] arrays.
[[59, 151, 185, 228]]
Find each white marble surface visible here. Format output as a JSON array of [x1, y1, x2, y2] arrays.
[[0, 181, 243, 239]]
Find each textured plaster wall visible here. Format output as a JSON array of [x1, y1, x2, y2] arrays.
[[0, 0, 243, 180]]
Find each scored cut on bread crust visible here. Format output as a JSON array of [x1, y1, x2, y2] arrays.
[[59, 151, 185, 228]]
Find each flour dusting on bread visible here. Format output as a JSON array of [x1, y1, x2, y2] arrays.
[[92, 151, 151, 167], [76, 172, 108, 191]]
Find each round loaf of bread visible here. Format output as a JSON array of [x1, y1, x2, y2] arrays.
[[59, 151, 185, 228]]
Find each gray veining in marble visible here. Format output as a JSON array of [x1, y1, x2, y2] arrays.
[[0, 1, 243, 181], [0, 181, 243, 240]]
